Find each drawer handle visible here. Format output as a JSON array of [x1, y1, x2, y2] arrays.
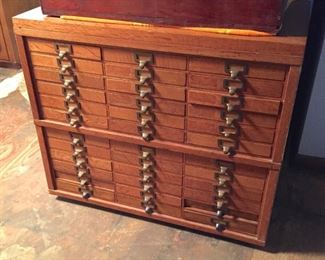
[[140, 185, 155, 195], [75, 158, 87, 169], [66, 115, 82, 128], [225, 62, 248, 79], [221, 96, 243, 112], [139, 147, 155, 160], [139, 175, 155, 185], [136, 98, 154, 111], [134, 53, 154, 69], [67, 105, 80, 117], [137, 125, 155, 142], [57, 50, 70, 61], [220, 111, 242, 127], [135, 84, 154, 98], [72, 148, 87, 161], [216, 209, 227, 218], [71, 135, 84, 147], [215, 186, 231, 199], [217, 139, 238, 156], [215, 198, 228, 209], [140, 160, 155, 171], [55, 43, 72, 56], [137, 115, 155, 128], [215, 220, 228, 232], [223, 79, 244, 96], [77, 169, 89, 178], [219, 125, 239, 138], [135, 69, 153, 85], [59, 63, 75, 75]]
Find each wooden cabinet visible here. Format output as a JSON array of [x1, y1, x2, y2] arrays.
[[0, 0, 39, 66], [13, 8, 306, 246]]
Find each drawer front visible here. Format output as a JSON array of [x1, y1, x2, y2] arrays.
[[28, 39, 102, 61], [44, 128, 114, 200], [186, 57, 286, 158], [182, 154, 269, 235], [111, 140, 183, 216]]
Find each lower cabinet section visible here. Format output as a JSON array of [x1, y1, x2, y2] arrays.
[[40, 126, 278, 246]]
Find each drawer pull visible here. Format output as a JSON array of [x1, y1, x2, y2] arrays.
[[140, 160, 155, 172], [215, 220, 228, 232], [216, 210, 227, 218], [223, 79, 244, 96], [219, 126, 239, 138], [220, 111, 242, 127], [136, 98, 154, 113], [215, 198, 228, 209], [139, 176, 154, 186], [71, 136, 84, 147], [66, 115, 82, 128], [139, 147, 155, 161], [134, 53, 154, 69], [225, 62, 248, 79], [77, 169, 89, 178], [81, 190, 92, 199], [75, 159, 87, 169], [64, 92, 78, 103], [59, 64, 74, 75], [143, 204, 155, 215], [57, 50, 70, 61], [218, 139, 238, 156], [140, 185, 155, 195], [221, 97, 243, 112], [135, 69, 153, 85], [137, 126, 155, 142], [215, 186, 231, 198], [72, 149, 87, 161], [55, 43, 72, 56], [135, 84, 154, 98]]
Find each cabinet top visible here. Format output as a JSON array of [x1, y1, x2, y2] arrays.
[[14, 7, 307, 65]]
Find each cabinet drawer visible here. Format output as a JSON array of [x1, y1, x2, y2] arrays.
[[56, 179, 114, 201], [31, 53, 103, 75], [188, 104, 277, 129], [105, 62, 186, 86], [106, 78, 185, 102], [189, 72, 284, 98], [188, 89, 281, 116], [187, 117, 275, 144], [110, 106, 185, 129], [103, 48, 186, 70], [116, 193, 182, 218], [28, 39, 102, 61], [34, 67, 105, 90], [109, 118, 185, 143], [108, 92, 185, 116], [189, 57, 286, 81], [37, 80, 106, 103]]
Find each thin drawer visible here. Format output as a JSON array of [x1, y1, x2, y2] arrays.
[[39, 94, 107, 117], [111, 150, 183, 175], [31, 53, 103, 75], [56, 179, 114, 201], [187, 117, 275, 144], [109, 118, 185, 143], [34, 67, 105, 90], [184, 176, 263, 203], [103, 48, 187, 70], [116, 193, 182, 218], [115, 174, 182, 197], [188, 89, 281, 116], [183, 207, 258, 235], [110, 106, 185, 129], [187, 132, 272, 158], [183, 187, 261, 215], [108, 92, 185, 116], [28, 39, 102, 61], [105, 62, 186, 86], [37, 80, 106, 104], [189, 72, 284, 98], [55, 170, 114, 189], [106, 77, 185, 102], [42, 107, 108, 129], [189, 57, 287, 81], [110, 141, 183, 163], [188, 104, 277, 129]]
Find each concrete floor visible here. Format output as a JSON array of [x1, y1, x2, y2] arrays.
[[0, 68, 324, 259]]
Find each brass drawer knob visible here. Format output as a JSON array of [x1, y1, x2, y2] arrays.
[[75, 159, 87, 169], [135, 70, 153, 85], [60, 64, 73, 74], [220, 111, 242, 127], [218, 139, 238, 156], [67, 105, 80, 117], [137, 126, 155, 142], [221, 97, 242, 112], [135, 84, 154, 98], [136, 98, 155, 113], [64, 92, 78, 103], [215, 221, 227, 232], [216, 210, 226, 218], [134, 53, 154, 69], [225, 63, 248, 79], [69, 117, 82, 128], [215, 198, 228, 209], [144, 206, 155, 214], [58, 50, 70, 61], [223, 79, 244, 96], [219, 126, 239, 138], [77, 169, 88, 178], [81, 190, 92, 199], [215, 186, 231, 198]]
